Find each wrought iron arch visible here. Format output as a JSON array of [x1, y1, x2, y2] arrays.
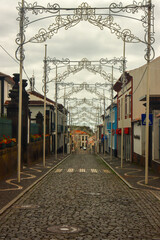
[[46, 57, 120, 85], [16, 1, 155, 62], [15, 0, 155, 182]]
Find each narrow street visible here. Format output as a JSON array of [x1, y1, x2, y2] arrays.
[[0, 153, 160, 240]]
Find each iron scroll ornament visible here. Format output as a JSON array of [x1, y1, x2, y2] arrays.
[[45, 57, 121, 84], [16, 1, 155, 62]]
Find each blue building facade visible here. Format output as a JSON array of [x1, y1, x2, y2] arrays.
[[105, 103, 117, 156]]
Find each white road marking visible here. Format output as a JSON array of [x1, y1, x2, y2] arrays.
[[103, 169, 110, 173], [79, 169, 86, 173], [55, 169, 63, 173], [91, 169, 98, 173], [67, 168, 74, 173], [54, 169, 111, 174]]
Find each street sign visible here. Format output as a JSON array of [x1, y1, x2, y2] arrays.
[[141, 114, 153, 126]]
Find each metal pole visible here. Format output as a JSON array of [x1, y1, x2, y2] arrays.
[[121, 36, 126, 168], [55, 65, 58, 160], [98, 105, 100, 153], [17, 0, 24, 183], [67, 102, 69, 154], [103, 90, 106, 155], [63, 86, 66, 156], [110, 65, 114, 161], [69, 107, 71, 127], [43, 44, 47, 167], [69, 106, 71, 153], [145, 0, 151, 185]]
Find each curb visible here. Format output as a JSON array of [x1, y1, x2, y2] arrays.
[[97, 155, 160, 201], [0, 154, 70, 216], [97, 154, 138, 190]]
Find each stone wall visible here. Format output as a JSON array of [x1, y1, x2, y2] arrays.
[[133, 152, 160, 174], [0, 139, 50, 180], [27, 138, 50, 165], [0, 146, 17, 180], [133, 152, 145, 166], [151, 160, 160, 174]]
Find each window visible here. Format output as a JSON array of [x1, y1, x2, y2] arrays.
[[82, 136, 84, 141], [85, 136, 87, 140], [111, 110, 115, 123]]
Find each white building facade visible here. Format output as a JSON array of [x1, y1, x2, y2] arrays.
[[129, 56, 160, 170], [0, 73, 14, 116]]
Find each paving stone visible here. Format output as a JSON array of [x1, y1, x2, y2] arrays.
[[0, 154, 160, 239]]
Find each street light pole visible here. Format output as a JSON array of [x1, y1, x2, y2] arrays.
[[103, 90, 106, 155], [17, 0, 24, 183], [43, 44, 47, 167], [121, 36, 126, 168], [110, 65, 114, 161], [63, 86, 66, 156], [55, 65, 58, 160], [69, 106, 71, 153], [145, 0, 151, 185]]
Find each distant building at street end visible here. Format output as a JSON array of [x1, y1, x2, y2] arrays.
[[71, 130, 89, 152]]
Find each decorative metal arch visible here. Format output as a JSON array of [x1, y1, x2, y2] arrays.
[[71, 109, 98, 118], [59, 82, 111, 99], [72, 120, 96, 126], [46, 57, 121, 84], [16, 1, 155, 61], [15, 0, 155, 182], [85, 84, 111, 100], [72, 115, 97, 123], [67, 97, 100, 109], [63, 83, 85, 98]]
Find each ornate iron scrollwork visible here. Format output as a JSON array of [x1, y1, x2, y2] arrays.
[[16, 1, 155, 62], [47, 57, 119, 84]]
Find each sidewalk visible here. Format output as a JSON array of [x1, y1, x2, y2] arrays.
[[1, 153, 160, 216], [0, 153, 70, 215], [99, 153, 160, 199]]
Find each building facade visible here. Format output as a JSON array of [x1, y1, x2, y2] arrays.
[[105, 102, 117, 157], [129, 56, 160, 170], [71, 130, 89, 152], [28, 90, 68, 153], [113, 72, 133, 161], [0, 72, 14, 117]]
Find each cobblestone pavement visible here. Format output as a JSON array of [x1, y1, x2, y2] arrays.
[[0, 154, 69, 213], [99, 154, 160, 192], [0, 153, 160, 240]]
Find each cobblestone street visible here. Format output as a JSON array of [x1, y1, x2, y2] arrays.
[[0, 153, 160, 240]]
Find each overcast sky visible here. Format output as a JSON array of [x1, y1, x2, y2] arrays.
[[0, 0, 160, 126]]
